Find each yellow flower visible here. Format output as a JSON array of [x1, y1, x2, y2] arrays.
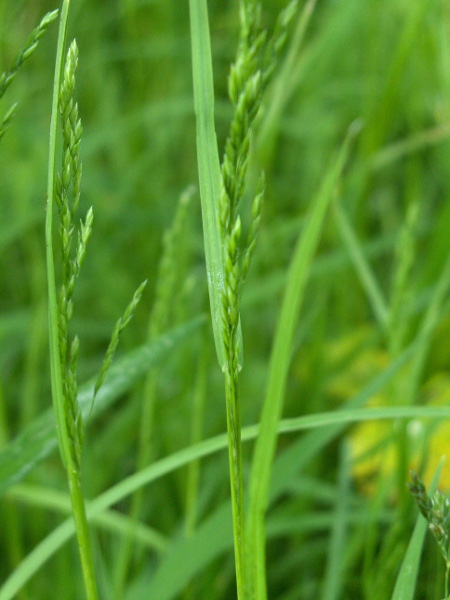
[[321, 328, 450, 493]]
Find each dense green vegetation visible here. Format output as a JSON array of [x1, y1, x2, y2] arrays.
[[2, 0, 450, 598]]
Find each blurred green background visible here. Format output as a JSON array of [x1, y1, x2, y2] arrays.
[[2, 0, 450, 598]]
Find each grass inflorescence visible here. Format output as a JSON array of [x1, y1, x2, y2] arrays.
[[213, 1, 298, 597], [44, 5, 146, 598]]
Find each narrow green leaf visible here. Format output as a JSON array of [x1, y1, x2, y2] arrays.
[[189, 0, 243, 371], [7, 483, 168, 554], [321, 444, 351, 600], [246, 120, 362, 599], [333, 200, 389, 330], [45, 0, 71, 469]]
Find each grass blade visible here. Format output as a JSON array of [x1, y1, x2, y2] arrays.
[[189, 0, 242, 371], [6, 483, 168, 554], [333, 200, 389, 330], [246, 121, 362, 599], [321, 444, 351, 600]]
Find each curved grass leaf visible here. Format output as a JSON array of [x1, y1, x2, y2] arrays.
[[0, 340, 436, 599], [7, 483, 168, 554]]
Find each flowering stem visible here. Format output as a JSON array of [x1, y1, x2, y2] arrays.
[[224, 368, 246, 598], [46, 2, 98, 598]]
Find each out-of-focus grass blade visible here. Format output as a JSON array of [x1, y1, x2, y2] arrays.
[[321, 444, 351, 600], [391, 458, 445, 600], [189, 0, 242, 371], [0, 316, 205, 497], [333, 200, 389, 330], [7, 483, 168, 553]]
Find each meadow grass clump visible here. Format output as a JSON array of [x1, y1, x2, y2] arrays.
[[2, 0, 450, 599]]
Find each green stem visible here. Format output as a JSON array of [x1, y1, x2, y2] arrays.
[[224, 369, 246, 599], [45, 2, 98, 598], [67, 469, 98, 598], [46, 0, 71, 471], [445, 560, 449, 600]]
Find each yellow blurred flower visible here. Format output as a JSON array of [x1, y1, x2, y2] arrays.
[[322, 328, 450, 492]]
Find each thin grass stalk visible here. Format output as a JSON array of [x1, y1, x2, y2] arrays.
[[45, 2, 98, 598], [190, 2, 299, 593], [245, 123, 360, 599], [224, 366, 246, 597]]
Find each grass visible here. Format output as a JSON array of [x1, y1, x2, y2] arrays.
[[1, 0, 450, 598]]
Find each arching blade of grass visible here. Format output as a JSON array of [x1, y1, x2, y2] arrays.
[[246, 121, 362, 600], [6, 483, 168, 554], [0, 339, 433, 600], [391, 459, 445, 600], [0, 316, 205, 497]]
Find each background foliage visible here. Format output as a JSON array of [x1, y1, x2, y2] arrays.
[[1, 0, 450, 598]]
